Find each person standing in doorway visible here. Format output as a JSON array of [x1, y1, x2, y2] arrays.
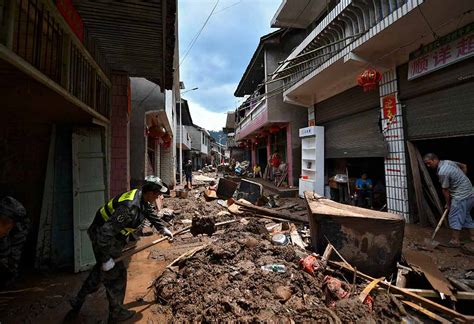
[[184, 160, 193, 190], [355, 173, 373, 208], [270, 151, 280, 181], [424, 153, 473, 247]]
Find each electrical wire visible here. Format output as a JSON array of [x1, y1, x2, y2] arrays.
[[417, 6, 438, 40], [212, 0, 241, 15], [180, 0, 220, 66]]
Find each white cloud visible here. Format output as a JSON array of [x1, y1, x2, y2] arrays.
[[187, 100, 227, 131]]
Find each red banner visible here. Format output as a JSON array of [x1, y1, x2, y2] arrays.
[[382, 94, 396, 121], [56, 0, 84, 42]]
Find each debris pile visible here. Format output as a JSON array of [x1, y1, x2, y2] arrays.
[[152, 219, 406, 322]]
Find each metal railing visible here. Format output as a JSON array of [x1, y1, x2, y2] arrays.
[[277, 0, 409, 87], [235, 96, 267, 135]]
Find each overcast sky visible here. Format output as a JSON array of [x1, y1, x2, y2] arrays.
[[178, 0, 281, 130]]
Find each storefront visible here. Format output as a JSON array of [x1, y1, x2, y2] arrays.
[[314, 86, 388, 207], [399, 24, 474, 201]]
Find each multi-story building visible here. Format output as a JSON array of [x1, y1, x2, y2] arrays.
[[185, 124, 212, 170], [234, 29, 308, 187], [0, 0, 178, 271], [271, 0, 474, 222]]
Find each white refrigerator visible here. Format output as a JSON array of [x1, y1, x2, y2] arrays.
[[298, 126, 324, 198]]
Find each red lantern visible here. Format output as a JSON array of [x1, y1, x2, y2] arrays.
[[269, 126, 280, 134], [357, 68, 382, 92], [162, 133, 172, 143], [148, 125, 165, 139]]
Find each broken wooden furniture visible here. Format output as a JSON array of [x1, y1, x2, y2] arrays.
[[305, 192, 405, 277]]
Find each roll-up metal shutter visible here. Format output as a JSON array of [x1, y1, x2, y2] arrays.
[[404, 82, 474, 140], [323, 109, 387, 158], [315, 86, 380, 123]]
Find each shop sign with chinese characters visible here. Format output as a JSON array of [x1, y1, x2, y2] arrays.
[[408, 23, 474, 80]]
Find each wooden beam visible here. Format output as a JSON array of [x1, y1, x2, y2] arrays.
[[415, 147, 444, 216], [401, 300, 451, 324], [407, 141, 426, 225]]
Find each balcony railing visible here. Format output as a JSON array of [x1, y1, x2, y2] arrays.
[[235, 96, 266, 135], [2, 0, 111, 119], [176, 125, 191, 150], [274, 0, 409, 87]]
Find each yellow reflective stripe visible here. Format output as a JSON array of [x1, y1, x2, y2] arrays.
[[107, 199, 114, 215], [121, 228, 136, 236], [100, 207, 109, 221], [118, 189, 138, 203]]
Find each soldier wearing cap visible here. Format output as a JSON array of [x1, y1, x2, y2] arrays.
[[0, 196, 29, 287], [70, 176, 172, 322]]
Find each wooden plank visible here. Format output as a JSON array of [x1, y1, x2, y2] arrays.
[[35, 125, 56, 269], [405, 251, 455, 300], [407, 141, 426, 225], [401, 300, 451, 324], [327, 260, 468, 321], [415, 147, 444, 216], [359, 277, 384, 303], [401, 288, 474, 300], [235, 200, 307, 223], [448, 277, 474, 292]]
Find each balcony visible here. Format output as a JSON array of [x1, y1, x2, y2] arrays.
[[176, 125, 191, 150], [272, 0, 473, 106], [235, 96, 268, 141], [0, 0, 111, 121], [271, 0, 329, 29]]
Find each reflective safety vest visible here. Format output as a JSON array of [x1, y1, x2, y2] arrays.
[[99, 189, 141, 236]]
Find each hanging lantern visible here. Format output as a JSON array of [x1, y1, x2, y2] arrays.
[[148, 125, 165, 139], [357, 68, 382, 92], [162, 133, 172, 143], [269, 126, 280, 134]]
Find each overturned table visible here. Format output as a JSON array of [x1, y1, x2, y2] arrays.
[[305, 192, 405, 277]]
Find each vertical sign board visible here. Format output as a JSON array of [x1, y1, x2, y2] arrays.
[[408, 22, 474, 80]]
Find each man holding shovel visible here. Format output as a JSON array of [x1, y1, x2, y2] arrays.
[[424, 153, 474, 247], [69, 175, 173, 322]]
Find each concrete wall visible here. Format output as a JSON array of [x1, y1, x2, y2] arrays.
[[130, 77, 165, 186], [264, 45, 308, 186]]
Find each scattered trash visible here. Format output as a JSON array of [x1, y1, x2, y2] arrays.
[[260, 264, 287, 273], [299, 255, 321, 276], [271, 233, 289, 246], [322, 275, 351, 307]]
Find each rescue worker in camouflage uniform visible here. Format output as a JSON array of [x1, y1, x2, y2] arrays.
[[70, 176, 173, 322], [0, 196, 29, 288]]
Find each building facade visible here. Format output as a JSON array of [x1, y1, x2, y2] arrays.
[[0, 0, 178, 271], [271, 0, 474, 221], [234, 29, 308, 187]]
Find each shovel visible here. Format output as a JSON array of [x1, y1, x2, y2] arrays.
[[423, 208, 449, 250], [115, 219, 240, 262]]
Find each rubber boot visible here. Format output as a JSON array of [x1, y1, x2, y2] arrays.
[[108, 308, 136, 323]]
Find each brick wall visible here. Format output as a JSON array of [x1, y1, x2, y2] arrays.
[[379, 69, 410, 222], [110, 72, 130, 197]]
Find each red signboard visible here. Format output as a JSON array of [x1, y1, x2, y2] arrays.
[[56, 0, 84, 42], [382, 94, 396, 122]]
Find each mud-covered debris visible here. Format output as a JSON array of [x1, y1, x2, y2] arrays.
[[191, 215, 216, 236]]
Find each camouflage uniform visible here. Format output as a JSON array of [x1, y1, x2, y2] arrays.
[[73, 189, 166, 314], [0, 196, 29, 286]]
